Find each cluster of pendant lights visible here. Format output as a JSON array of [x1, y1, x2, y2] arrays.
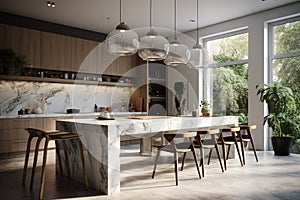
[[105, 0, 208, 68]]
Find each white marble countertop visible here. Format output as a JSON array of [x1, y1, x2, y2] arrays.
[[57, 116, 239, 134], [0, 112, 146, 119]]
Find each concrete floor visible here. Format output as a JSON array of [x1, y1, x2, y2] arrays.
[[0, 144, 300, 200]]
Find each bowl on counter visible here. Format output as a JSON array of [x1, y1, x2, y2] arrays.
[[66, 108, 80, 114]]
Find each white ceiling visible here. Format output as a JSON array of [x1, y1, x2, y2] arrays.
[[0, 0, 298, 34]]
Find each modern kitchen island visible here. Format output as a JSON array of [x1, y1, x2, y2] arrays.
[[56, 116, 238, 195]]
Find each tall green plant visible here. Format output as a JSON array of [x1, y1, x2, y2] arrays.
[[256, 82, 298, 138]]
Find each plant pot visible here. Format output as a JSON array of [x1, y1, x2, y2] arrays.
[[271, 136, 293, 156]]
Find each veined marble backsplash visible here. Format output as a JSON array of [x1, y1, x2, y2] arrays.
[[0, 81, 132, 115]]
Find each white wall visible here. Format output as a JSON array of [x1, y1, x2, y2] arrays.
[[185, 2, 300, 150]]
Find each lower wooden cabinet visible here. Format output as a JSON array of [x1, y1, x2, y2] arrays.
[[0, 117, 65, 155]]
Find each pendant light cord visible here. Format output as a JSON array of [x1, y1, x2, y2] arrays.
[[150, 0, 152, 28], [119, 0, 122, 23], [196, 0, 199, 44], [174, 0, 177, 39]]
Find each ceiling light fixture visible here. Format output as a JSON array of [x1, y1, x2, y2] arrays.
[[188, 0, 210, 69], [164, 0, 190, 66], [47, 1, 55, 8], [105, 0, 139, 56], [138, 0, 169, 61]]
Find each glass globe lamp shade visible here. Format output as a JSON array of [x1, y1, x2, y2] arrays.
[[163, 39, 191, 66], [189, 43, 210, 68], [105, 22, 139, 56], [138, 29, 169, 61]]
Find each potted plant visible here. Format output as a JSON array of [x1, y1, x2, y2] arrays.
[[200, 100, 212, 117], [256, 82, 299, 156], [0, 48, 26, 75]]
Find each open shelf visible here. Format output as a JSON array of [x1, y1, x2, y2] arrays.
[[0, 75, 136, 87]]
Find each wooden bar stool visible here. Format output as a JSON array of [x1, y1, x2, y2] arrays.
[[210, 127, 243, 170], [181, 129, 224, 177], [152, 131, 201, 185], [237, 125, 259, 165], [22, 128, 88, 200]]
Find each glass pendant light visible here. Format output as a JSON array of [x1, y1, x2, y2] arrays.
[[164, 0, 190, 66], [138, 0, 169, 61], [189, 0, 210, 68], [105, 0, 139, 56]]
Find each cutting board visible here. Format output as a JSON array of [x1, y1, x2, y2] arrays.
[[128, 116, 172, 120]]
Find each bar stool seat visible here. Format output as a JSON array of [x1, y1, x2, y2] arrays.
[[22, 128, 88, 200], [237, 125, 259, 164]]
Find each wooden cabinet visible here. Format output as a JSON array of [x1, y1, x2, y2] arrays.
[[1, 24, 40, 67], [0, 24, 7, 50], [0, 118, 33, 154], [0, 23, 140, 77], [40, 32, 72, 71], [71, 37, 99, 73], [103, 54, 140, 76]]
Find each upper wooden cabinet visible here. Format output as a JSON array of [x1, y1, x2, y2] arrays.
[[71, 37, 98, 73], [40, 31, 72, 71], [0, 24, 140, 76], [0, 24, 40, 67]]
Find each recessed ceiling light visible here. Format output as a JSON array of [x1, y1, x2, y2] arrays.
[[47, 1, 55, 8]]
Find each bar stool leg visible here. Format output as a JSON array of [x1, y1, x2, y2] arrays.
[[207, 149, 213, 165], [238, 131, 246, 165], [222, 143, 227, 171], [174, 152, 178, 186], [190, 143, 201, 179], [22, 135, 33, 185], [215, 144, 224, 172], [39, 138, 49, 200], [152, 148, 161, 179], [78, 138, 89, 189], [180, 152, 187, 171], [55, 140, 63, 175], [232, 133, 243, 167], [30, 136, 43, 190], [248, 130, 259, 162], [62, 140, 71, 178]]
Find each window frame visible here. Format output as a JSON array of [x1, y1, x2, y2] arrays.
[[200, 28, 249, 106], [268, 16, 300, 82]]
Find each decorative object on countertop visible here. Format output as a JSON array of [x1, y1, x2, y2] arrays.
[[94, 104, 98, 112], [106, 107, 113, 112], [66, 108, 80, 114], [99, 107, 106, 112], [18, 109, 24, 115], [97, 111, 114, 120], [200, 100, 212, 117], [129, 103, 136, 112], [257, 83, 300, 156], [0, 48, 27, 75]]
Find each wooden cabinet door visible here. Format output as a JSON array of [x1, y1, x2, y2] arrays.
[[0, 24, 7, 50], [71, 37, 98, 73], [40, 31, 72, 71], [3, 24, 41, 68]]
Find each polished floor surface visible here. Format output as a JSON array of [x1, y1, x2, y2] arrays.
[[0, 145, 300, 200]]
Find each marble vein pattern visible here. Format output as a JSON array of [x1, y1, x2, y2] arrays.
[[0, 81, 131, 115]]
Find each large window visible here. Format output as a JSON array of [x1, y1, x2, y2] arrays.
[[203, 29, 249, 119], [269, 16, 300, 109]]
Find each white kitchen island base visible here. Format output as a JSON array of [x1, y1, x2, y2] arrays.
[[56, 116, 238, 195]]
